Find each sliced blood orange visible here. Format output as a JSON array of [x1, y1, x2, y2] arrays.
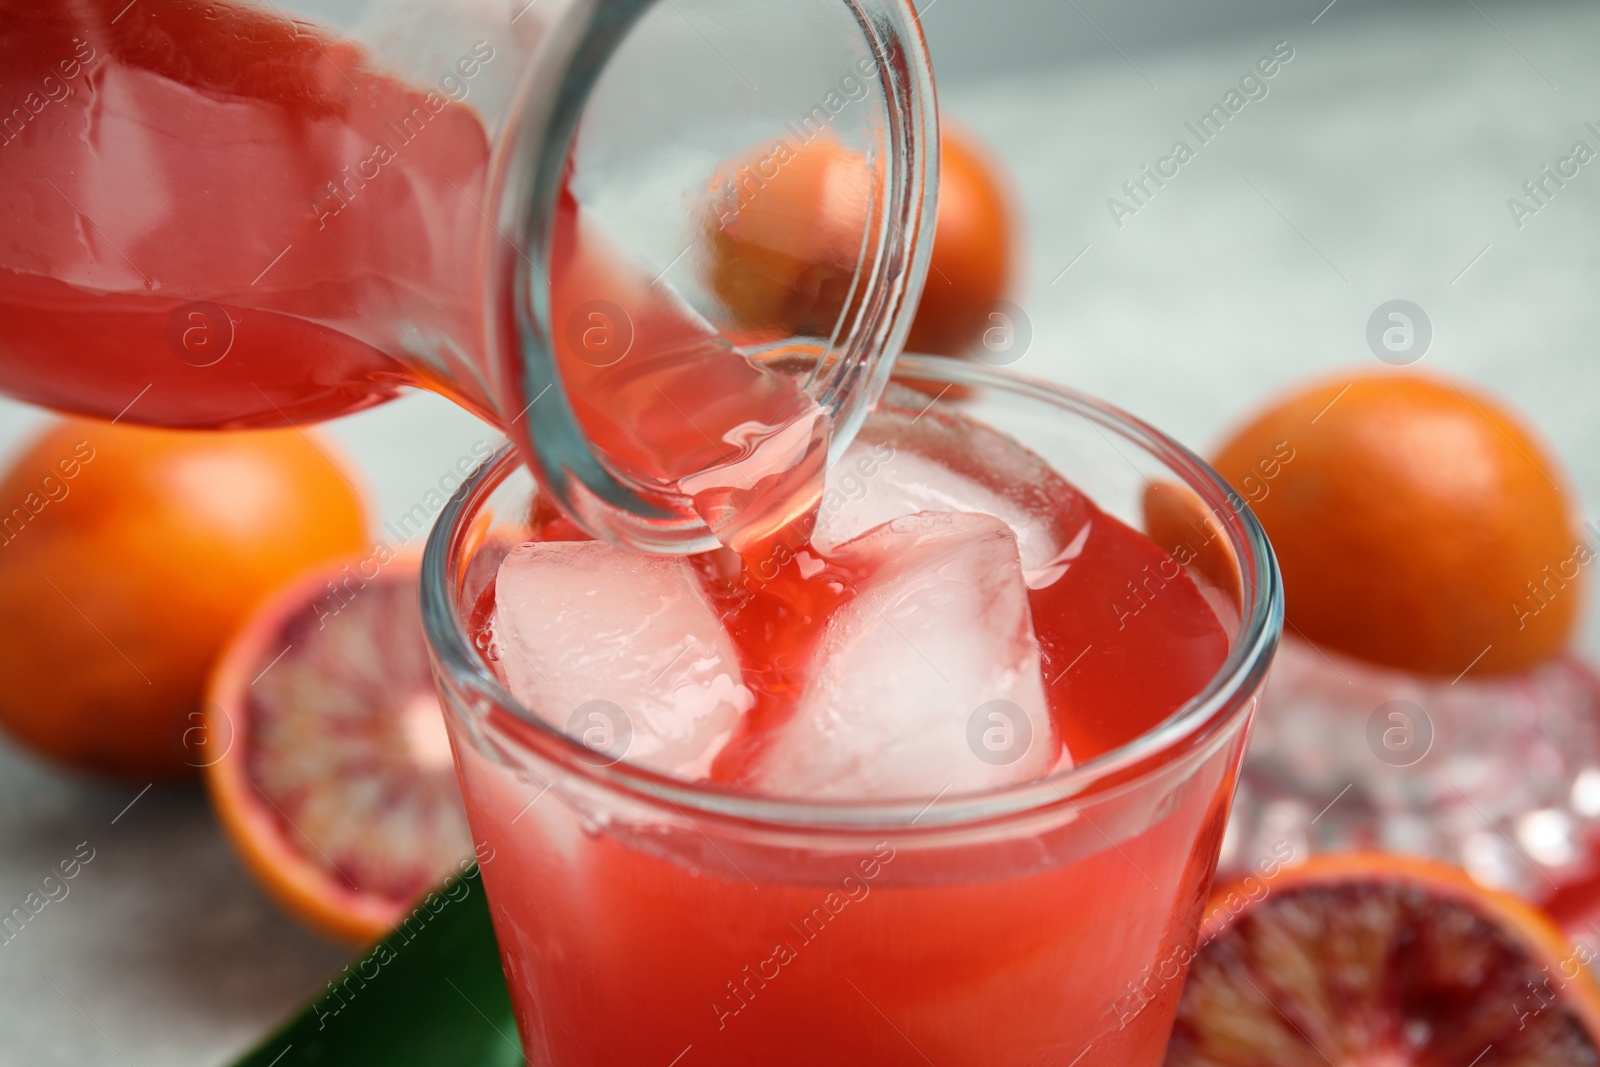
[[1167, 853, 1600, 1065], [202, 552, 472, 944]]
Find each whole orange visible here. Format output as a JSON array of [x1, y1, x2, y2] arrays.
[[905, 122, 1016, 358], [701, 134, 871, 337], [0, 419, 367, 779], [1213, 371, 1584, 677], [701, 123, 1016, 357]]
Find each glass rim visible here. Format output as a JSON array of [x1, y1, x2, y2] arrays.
[[421, 354, 1283, 832]]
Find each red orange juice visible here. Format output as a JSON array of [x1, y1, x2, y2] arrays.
[[428, 376, 1280, 1067]]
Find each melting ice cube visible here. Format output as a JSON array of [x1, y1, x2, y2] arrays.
[[812, 394, 1091, 588], [492, 541, 752, 778], [749, 511, 1061, 800]]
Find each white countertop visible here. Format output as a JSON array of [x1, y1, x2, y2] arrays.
[[4, 0, 1599, 1061]]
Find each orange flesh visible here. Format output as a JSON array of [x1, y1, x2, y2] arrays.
[[1168, 856, 1600, 1066], [205, 559, 471, 944]]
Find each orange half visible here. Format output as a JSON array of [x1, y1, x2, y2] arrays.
[[1168, 852, 1600, 1064], [202, 552, 473, 944]]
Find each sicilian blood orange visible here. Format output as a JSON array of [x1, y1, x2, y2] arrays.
[[202, 552, 474, 944], [905, 122, 1017, 360], [700, 123, 1016, 360], [1166, 853, 1600, 1065], [1212, 372, 1583, 677], [0, 419, 367, 780]]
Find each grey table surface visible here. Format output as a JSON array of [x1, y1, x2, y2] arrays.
[[4, 0, 1600, 1062]]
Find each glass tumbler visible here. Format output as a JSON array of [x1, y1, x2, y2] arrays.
[[422, 354, 1283, 1066]]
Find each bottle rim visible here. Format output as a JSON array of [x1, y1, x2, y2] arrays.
[[484, 0, 940, 554]]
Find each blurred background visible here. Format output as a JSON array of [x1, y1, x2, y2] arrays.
[[3, 0, 1598, 1061]]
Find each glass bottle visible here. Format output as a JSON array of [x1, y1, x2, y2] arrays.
[[0, 0, 937, 551]]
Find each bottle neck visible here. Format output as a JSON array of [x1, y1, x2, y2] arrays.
[[483, 0, 940, 554]]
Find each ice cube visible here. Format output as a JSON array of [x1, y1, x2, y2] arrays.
[[749, 511, 1061, 800], [492, 541, 752, 779], [812, 392, 1091, 588]]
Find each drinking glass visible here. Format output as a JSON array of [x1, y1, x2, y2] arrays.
[[422, 354, 1283, 1066]]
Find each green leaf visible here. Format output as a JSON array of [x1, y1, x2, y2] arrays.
[[230, 865, 523, 1067]]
